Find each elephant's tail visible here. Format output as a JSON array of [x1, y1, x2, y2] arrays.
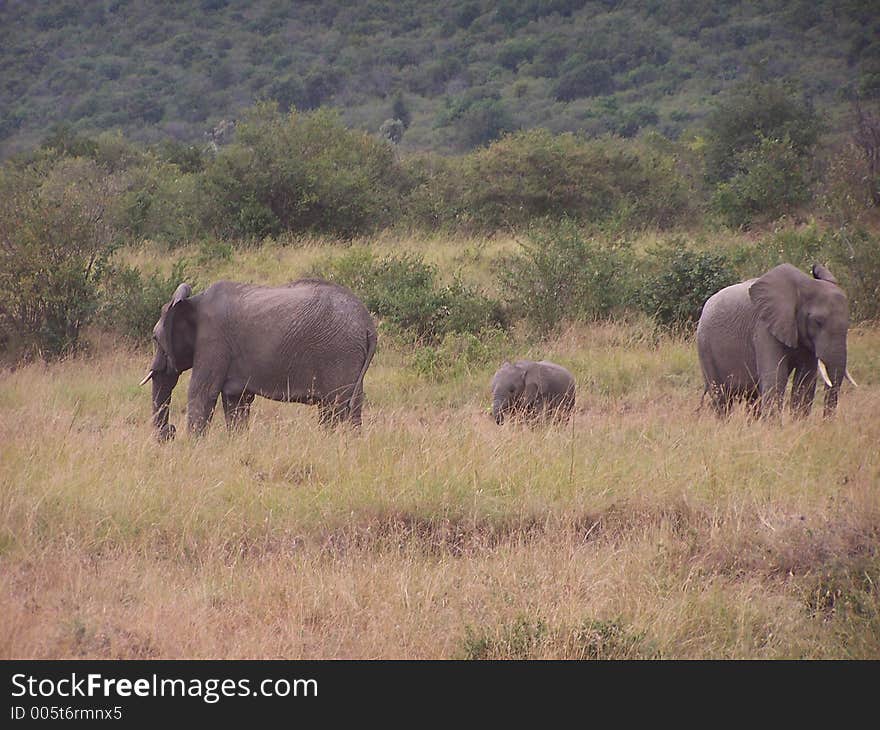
[[695, 385, 708, 414], [348, 327, 378, 415]]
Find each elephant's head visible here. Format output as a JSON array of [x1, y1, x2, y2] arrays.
[[139, 283, 196, 441], [749, 263, 855, 416], [491, 362, 526, 424]]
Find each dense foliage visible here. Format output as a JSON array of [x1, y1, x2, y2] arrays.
[[0, 160, 119, 357], [310, 248, 506, 343], [2, 2, 880, 362], [2, 1, 879, 156]]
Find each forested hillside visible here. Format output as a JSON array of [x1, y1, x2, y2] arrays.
[[2, 0, 879, 155]]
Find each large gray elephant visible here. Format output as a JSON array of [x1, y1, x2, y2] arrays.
[[490, 360, 576, 424], [140, 278, 377, 440], [696, 263, 856, 418]]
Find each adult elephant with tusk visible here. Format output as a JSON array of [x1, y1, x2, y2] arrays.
[[696, 262, 856, 418], [141, 278, 377, 441]]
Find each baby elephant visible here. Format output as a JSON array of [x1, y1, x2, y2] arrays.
[[490, 360, 576, 425]]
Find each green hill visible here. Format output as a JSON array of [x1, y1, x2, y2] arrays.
[[1, 0, 878, 156]]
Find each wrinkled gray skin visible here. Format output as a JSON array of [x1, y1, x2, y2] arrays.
[[144, 278, 377, 441], [696, 263, 850, 418], [491, 360, 576, 425]]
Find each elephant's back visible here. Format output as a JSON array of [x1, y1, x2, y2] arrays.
[[535, 360, 574, 381], [228, 279, 374, 334], [535, 360, 576, 394], [288, 278, 376, 333]]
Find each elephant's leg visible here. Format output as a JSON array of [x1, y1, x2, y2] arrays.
[[758, 367, 790, 417], [790, 363, 818, 419], [556, 395, 574, 423], [521, 380, 542, 422], [548, 394, 570, 423], [347, 390, 363, 427], [755, 340, 791, 418], [186, 373, 222, 436], [222, 391, 255, 431], [318, 402, 346, 428], [707, 383, 733, 418]]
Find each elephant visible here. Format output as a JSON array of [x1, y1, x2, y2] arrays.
[[140, 278, 378, 440], [696, 262, 856, 418], [490, 360, 576, 425]]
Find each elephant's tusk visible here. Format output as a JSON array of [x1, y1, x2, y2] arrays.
[[817, 359, 833, 388], [846, 369, 858, 387], [138, 370, 154, 386]]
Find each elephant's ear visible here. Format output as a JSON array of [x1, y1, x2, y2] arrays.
[[811, 263, 838, 285], [522, 366, 541, 404], [160, 283, 196, 373], [749, 264, 800, 349]]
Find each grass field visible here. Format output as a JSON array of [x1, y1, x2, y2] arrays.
[[1, 235, 878, 659]]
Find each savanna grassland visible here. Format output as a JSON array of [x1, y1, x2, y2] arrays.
[[1, 234, 878, 659]]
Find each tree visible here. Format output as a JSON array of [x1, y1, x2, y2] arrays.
[[0, 160, 121, 359], [392, 92, 411, 129], [379, 118, 405, 145], [554, 60, 614, 101], [703, 78, 820, 184], [703, 78, 820, 225], [852, 98, 880, 207]]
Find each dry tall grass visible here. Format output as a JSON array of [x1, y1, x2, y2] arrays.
[[1, 320, 877, 659]]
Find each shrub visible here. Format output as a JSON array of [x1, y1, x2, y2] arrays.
[[825, 227, 880, 322], [410, 328, 509, 381], [116, 164, 202, 247], [703, 78, 820, 185], [438, 96, 515, 151], [730, 225, 827, 277], [497, 39, 537, 71], [200, 102, 402, 240], [460, 615, 657, 659], [729, 224, 880, 322], [501, 219, 635, 331], [99, 259, 196, 342], [311, 249, 506, 343], [428, 129, 694, 232], [640, 243, 736, 329], [554, 60, 614, 101], [0, 160, 120, 360], [711, 134, 814, 227], [400, 153, 471, 230], [461, 616, 548, 660]]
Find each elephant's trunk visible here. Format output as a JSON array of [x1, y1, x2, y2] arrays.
[[492, 396, 506, 425], [151, 370, 179, 441]]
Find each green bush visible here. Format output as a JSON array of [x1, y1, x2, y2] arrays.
[[730, 224, 827, 277], [116, 164, 202, 247], [501, 219, 635, 331], [825, 227, 880, 322], [711, 134, 814, 227], [99, 259, 196, 342], [554, 59, 614, 101], [400, 153, 471, 230], [0, 161, 119, 360], [200, 102, 402, 240], [411, 129, 694, 232], [435, 94, 515, 151], [311, 249, 505, 343], [410, 328, 509, 381], [640, 243, 736, 329], [703, 78, 820, 185]]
